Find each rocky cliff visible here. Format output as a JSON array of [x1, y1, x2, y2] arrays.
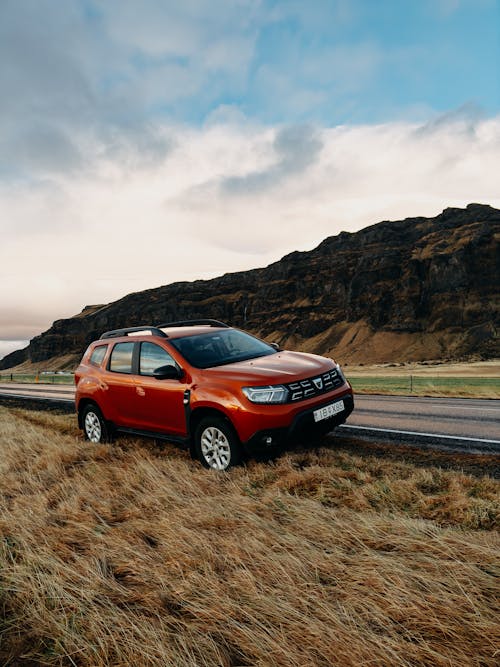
[[2, 203, 499, 369]]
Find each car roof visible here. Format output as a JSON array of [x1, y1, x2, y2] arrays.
[[160, 325, 229, 339], [96, 325, 231, 343]]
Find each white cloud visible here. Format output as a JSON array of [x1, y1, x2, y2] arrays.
[[102, 0, 259, 60], [0, 0, 262, 183], [1, 113, 499, 353]]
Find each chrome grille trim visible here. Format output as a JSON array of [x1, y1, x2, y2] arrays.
[[286, 368, 344, 402]]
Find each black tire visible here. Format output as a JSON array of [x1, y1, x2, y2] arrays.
[[194, 416, 242, 471], [82, 404, 109, 443]]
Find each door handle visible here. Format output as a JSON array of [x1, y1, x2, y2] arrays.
[[136, 386, 146, 397]]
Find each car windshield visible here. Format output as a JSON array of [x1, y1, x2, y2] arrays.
[[170, 329, 276, 369]]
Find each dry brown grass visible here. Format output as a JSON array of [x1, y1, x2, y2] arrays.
[[1, 406, 499, 666]]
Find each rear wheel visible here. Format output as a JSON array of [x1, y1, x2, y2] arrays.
[[82, 404, 109, 443], [194, 417, 242, 471]]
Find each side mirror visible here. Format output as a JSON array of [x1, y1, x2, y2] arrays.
[[270, 342, 281, 351], [153, 364, 182, 380]]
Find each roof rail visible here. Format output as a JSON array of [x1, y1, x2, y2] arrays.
[[157, 319, 230, 329], [100, 326, 168, 340]]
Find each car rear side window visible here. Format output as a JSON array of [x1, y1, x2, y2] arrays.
[[139, 342, 177, 376], [89, 345, 107, 367], [109, 342, 134, 374]]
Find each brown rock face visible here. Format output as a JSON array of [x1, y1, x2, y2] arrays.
[[1, 203, 498, 369]]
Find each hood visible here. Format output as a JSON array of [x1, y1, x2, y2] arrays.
[[204, 351, 335, 384]]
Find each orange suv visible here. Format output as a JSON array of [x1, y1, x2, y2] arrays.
[[75, 320, 354, 470]]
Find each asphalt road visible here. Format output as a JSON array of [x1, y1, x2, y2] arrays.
[[0, 383, 499, 452], [346, 394, 500, 442], [0, 382, 76, 403]]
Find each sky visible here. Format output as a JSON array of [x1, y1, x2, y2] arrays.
[[1, 0, 499, 361]]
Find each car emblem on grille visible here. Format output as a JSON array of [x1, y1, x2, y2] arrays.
[[313, 377, 323, 390]]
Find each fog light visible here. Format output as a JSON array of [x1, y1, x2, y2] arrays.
[[265, 436, 273, 445]]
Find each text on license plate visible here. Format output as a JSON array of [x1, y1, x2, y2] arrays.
[[313, 399, 345, 423]]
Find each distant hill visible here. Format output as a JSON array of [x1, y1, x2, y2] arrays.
[[2, 203, 499, 370]]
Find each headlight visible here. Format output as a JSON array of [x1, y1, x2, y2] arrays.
[[335, 363, 345, 383], [242, 385, 288, 404]]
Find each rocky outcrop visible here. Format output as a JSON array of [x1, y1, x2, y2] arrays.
[[0, 346, 30, 369], [1, 203, 498, 369]]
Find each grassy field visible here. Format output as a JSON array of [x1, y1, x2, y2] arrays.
[[0, 407, 498, 666], [348, 375, 500, 398], [0, 372, 74, 385], [345, 360, 500, 398]]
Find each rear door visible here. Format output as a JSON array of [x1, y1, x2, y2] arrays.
[[103, 341, 137, 427]]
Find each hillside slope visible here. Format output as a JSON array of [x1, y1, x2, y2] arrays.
[[2, 203, 499, 369]]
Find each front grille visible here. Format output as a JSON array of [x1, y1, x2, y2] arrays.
[[286, 368, 344, 402]]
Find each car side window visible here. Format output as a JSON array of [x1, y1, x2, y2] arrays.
[[140, 342, 177, 376], [109, 342, 134, 374], [89, 345, 107, 367]]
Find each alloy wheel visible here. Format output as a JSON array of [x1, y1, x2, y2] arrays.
[[84, 411, 102, 443], [200, 426, 231, 470]]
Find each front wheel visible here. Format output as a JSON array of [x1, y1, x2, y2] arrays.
[[82, 404, 109, 443], [194, 417, 242, 471]]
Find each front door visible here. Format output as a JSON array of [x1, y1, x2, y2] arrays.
[[131, 341, 187, 436]]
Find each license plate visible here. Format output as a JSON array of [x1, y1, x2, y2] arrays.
[[313, 399, 345, 423]]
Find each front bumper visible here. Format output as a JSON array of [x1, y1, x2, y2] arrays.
[[244, 391, 354, 455]]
